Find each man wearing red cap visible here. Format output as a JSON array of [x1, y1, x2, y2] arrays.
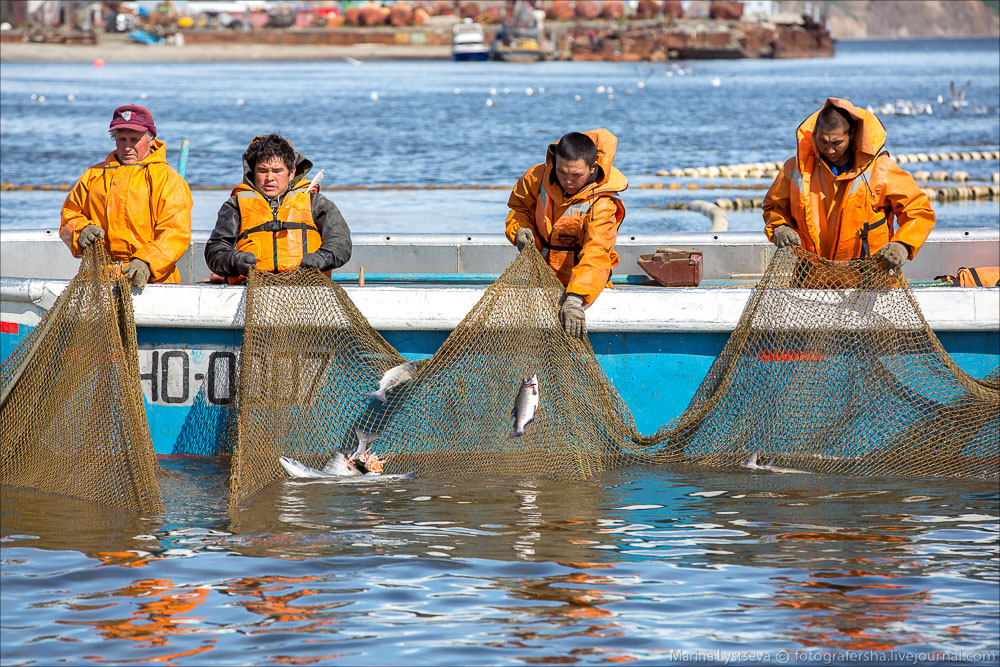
[[60, 105, 192, 288]]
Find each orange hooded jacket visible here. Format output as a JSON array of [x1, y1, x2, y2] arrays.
[[505, 128, 628, 306], [60, 139, 193, 283], [763, 98, 935, 261]]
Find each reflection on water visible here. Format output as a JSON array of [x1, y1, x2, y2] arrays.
[[2, 461, 998, 665]]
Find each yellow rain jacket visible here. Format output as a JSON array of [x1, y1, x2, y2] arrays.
[[763, 98, 935, 261], [505, 128, 628, 306], [60, 139, 193, 283]]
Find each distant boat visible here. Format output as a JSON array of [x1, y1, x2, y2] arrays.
[[490, 37, 552, 63], [452, 20, 490, 62], [488, 1, 555, 63]]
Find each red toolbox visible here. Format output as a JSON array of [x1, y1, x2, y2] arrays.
[[637, 248, 703, 287]]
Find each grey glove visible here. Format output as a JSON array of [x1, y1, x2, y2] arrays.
[[772, 225, 801, 248], [875, 241, 908, 270], [78, 225, 105, 249], [299, 251, 328, 270], [515, 227, 535, 252], [126, 258, 151, 290], [559, 294, 586, 339], [233, 251, 257, 276]]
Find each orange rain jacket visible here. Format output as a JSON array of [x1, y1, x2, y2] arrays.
[[60, 139, 192, 283], [505, 128, 628, 306], [763, 98, 935, 261]]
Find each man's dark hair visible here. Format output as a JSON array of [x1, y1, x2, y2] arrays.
[[815, 106, 854, 134], [243, 133, 296, 172], [553, 132, 598, 166]]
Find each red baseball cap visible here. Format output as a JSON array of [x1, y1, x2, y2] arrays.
[[109, 105, 156, 137]]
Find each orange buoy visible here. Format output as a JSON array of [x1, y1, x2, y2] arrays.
[[93, 57, 105, 67]]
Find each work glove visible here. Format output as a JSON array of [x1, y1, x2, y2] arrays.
[[299, 250, 329, 271], [559, 294, 587, 340], [233, 251, 257, 276], [772, 225, 801, 248], [875, 241, 908, 270], [126, 258, 151, 290], [515, 227, 535, 252], [78, 225, 105, 249]]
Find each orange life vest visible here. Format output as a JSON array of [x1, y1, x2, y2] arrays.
[[936, 267, 1000, 287], [535, 181, 625, 287], [229, 181, 320, 283]]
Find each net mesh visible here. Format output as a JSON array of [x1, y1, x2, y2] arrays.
[[645, 247, 999, 477], [228, 246, 998, 508], [0, 245, 163, 513]]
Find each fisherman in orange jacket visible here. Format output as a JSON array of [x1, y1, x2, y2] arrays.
[[763, 97, 935, 269], [60, 105, 192, 288], [205, 134, 351, 283], [505, 129, 628, 339]]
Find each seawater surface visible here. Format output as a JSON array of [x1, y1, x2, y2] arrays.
[[2, 463, 999, 666], [1, 38, 999, 667], [1, 38, 998, 232]]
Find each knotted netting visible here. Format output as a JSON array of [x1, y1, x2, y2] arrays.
[[229, 245, 997, 507], [646, 247, 998, 477], [0, 245, 163, 513]]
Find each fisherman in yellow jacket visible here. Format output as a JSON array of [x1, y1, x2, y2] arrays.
[[763, 97, 935, 268], [205, 134, 351, 283], [60, 105, 192, 288], [505, 129, 628, 339]]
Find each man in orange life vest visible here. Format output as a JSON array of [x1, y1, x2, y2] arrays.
[[505, 129, 628, 339], [205, 134, 351, 282], [60, 104, 192, 288], [763, 98, 935, 269]]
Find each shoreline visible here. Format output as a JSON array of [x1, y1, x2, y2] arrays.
[[0, 39, 451, 62]]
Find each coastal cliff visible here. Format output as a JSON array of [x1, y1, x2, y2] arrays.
[[811, 0, 1000, 39]]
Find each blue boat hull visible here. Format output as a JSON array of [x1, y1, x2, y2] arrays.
[[452, 52, 490, 61], [3, 324, 996, 457]]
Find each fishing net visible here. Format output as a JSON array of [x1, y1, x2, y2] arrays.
[[646, 247, 999, 478], [228, 245, 997, 508], [0, 245, 163, 513]]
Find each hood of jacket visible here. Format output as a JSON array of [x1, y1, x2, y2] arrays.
[[796, 97, 887, 178], [106, 139, 169, 167], [544, 128, 627, 198], [241, 135, 314, 192]]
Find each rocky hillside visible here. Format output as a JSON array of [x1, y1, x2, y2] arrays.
[[815, 0, 1000, 39]]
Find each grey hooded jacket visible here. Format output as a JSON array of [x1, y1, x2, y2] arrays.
[[205, 145, 351, 278]]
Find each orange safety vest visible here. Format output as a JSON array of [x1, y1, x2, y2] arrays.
[[936, 267, 1000, 287], [535, 180, 625, 287], [229, 181, 320, 283]]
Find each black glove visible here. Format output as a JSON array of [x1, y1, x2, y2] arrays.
[[772, 225, 801, 248], [559, 294, 587, 339], [515, 227, 535, 252], [299, 251, 330, 270], [233, 251, 257, 276], [126, 258, 151, 290], [78, 225, 105, 249]]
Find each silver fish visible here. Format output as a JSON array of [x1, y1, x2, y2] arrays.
[[279, 454, 354, 478], [365, 360, 418, 403], [279, 429, 415, 479], [742, 452, 811, 474], [511, 374, 539, 438]]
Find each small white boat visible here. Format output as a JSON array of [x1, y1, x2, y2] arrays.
[[452, 19, 490, 61]]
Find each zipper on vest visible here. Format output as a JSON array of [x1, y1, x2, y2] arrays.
[[271, 201, 279, 269]]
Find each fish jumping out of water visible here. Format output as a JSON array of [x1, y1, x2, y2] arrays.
[[279, 429, 412, 479], [365, 360, 418, 403], [510, 374, 539, 438], [742, 452, 811, 475]]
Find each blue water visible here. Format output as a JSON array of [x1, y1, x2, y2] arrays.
[[2, 39, 1000, 666], [1, 38, 998, 232]]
